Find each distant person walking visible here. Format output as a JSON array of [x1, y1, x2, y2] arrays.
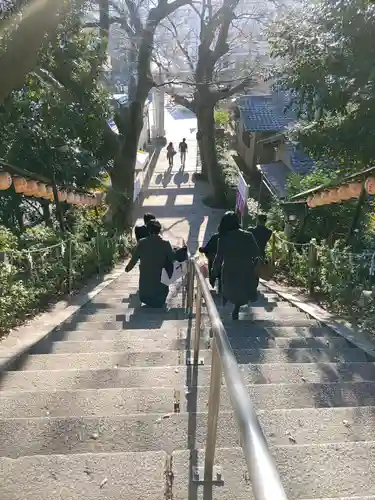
[[210, 211, 260, 320], [134, 213, 156, 242], [166, 142, 176, 167], [179, 138, 188, 167]]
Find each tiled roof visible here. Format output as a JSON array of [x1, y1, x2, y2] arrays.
[[238, 92, 295, 132], [258, 161, 291, 198], [290, 148, 315, 176]]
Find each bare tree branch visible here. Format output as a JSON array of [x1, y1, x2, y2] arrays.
[[163, 17, 195, 70], [167, 90, 195, 111], [123, 0, 143, 35], [212, 74, 256, 101]]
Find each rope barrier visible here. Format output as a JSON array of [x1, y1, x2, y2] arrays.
[[273, 233, 310, 248], [274, 233, 375, 259]]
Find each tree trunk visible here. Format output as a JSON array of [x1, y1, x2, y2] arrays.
[[196, 129, 208, 179], [196, 105, 224, 204], [109, 101, 144, 231], [40, 199, 53, 227]]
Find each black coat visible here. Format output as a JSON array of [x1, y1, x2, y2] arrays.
[[248, 225, 272, 255], [212, 229, 259, 306], [126, 235, 175, 305], [134, 224, 150, 242], [201, 233, 219, 276]]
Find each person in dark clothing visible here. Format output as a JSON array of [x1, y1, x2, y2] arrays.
[[199, 232, 219, 278], [166, 142, 176, 167], [199, 214, 238, 293], [179, 138, 188, 167], [134, 213, 156, 242], [247, 214, 273, 289], [210, 211, 259, 320], [248, 214, 272, 257], [126, 220, 175, 308]]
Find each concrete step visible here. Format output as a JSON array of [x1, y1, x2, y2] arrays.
[[3, 406, 375, 458], [33, 337, 208, 354], [50, 323, 333, 341], [228, 336, 351, 350], [55, 317, 191, 332], [15, 351, 187, 370], [79, 293, 290, 309], [173, 443, 375, 499], [2, 444, 375, 499], [0, 451, 167, 500], [49, 325, 199, 342], [3, 362, 375, 392], [223, 322, 337, 337], [220, 311, 315, 323], [37, 335, 351, 354], [2, 381, 375, 418], [18, 347, 367, 371], [57, 309, 188, 330]]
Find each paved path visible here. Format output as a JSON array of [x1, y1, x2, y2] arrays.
[[135, 105, 223, 254]]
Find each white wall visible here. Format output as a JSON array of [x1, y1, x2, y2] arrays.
[[150, 88, 165, 139], [275, 141, 292, 168]]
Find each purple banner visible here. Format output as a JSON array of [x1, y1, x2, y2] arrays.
[[236, 189, 246, 215]]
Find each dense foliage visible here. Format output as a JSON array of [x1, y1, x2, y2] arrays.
[[0, 216, 132, 335], [0, 4, 112, 232], [285, 170, 375, 247], [270, 232, 375, 333], [265, 168, 375, 333], [0, 5, 134, 335], [268, 0, 375, 167]]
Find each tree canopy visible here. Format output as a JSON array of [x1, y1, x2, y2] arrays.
[[0, 2, 112, 231], [268, 0, 375, 168]]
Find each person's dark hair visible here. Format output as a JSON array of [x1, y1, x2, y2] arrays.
[[257, 214, 267, 225], [144, 213, 156, 224], [168, 142, 173, 148], [182, 138, 186, 141], [147, 219, 162, 235], [218, 211, 240, 234]]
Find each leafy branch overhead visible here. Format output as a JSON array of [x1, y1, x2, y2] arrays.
[[268, 0, 375, 167]]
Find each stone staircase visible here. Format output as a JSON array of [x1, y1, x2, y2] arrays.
[[1, 268, 375, 500]]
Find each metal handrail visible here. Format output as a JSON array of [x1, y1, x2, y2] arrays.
[[185, 257, 288, 500]]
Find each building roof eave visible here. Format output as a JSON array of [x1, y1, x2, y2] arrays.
[[256, 133, 285, 145], [289, 164, 375, 202]]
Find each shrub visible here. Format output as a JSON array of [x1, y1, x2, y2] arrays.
[[214, 109, 230, 127], [19, 225, 61, 249], [0, 220, 133, 335], [271, 234, 375, 332], [216, 136, 239, 207], [0, 226, 18, 251]]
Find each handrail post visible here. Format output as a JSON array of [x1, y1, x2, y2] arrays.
[[194, 283, 202, 364], [204, 335, 222, 482], [271, 232, 276, 267], [183, 262, 188, 310], [308, 240, 317, 295], [187, 259, 195, 318]]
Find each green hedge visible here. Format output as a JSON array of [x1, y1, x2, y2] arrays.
[[0, 223, 133, 335], [270, 233, 375, 333], [216, 137, 240, 208]]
